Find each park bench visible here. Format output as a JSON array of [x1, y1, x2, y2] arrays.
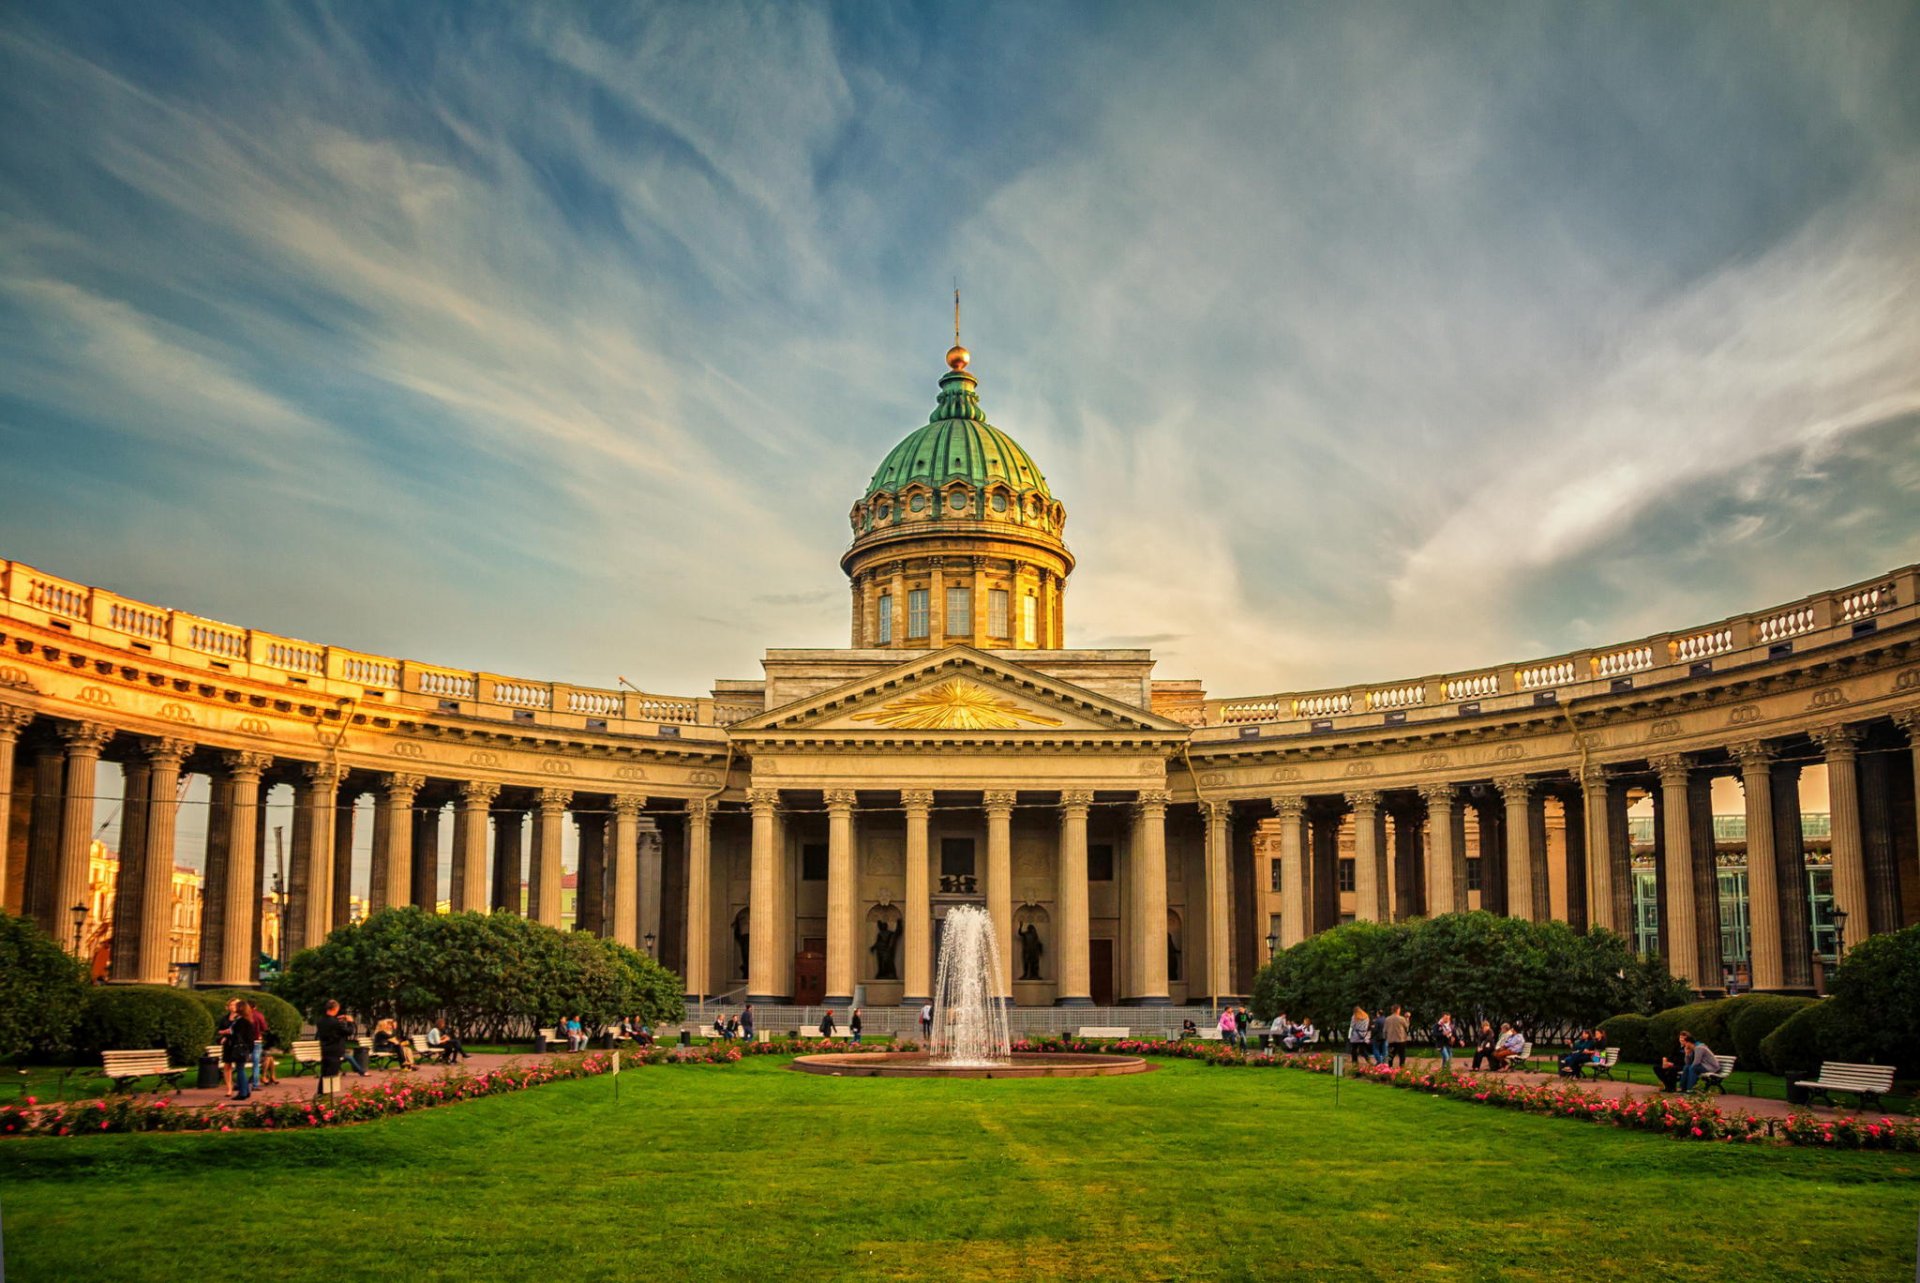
[[697, 1025, 720, 1039], [535, 1026, 563, 1052], [411, 1034, 451, 1063], [1694, 1054, 1736, 1093], [286, 1039, 324, 1076], [1581, 1048, 1620, 1081], [1501, 1040, 1533, 1072], [1198, 1028, 1223, 1041], [102, 1049, 190, 1092], [1075, 1026, 1130, 1040], [1794, 1062, 1896, 1109]]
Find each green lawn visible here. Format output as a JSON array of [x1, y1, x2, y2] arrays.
[[2, 1057, 1916, 1281]]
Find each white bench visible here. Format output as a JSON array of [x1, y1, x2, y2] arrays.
[[1795, 1061, 1896, 1109], [1580, 1047, 1620, 1081], [102, 1049, 190, 1092], [1198, 1028, 1223, 1041], [1690, 1054, 1736, 1092], [1076, 1026, 1130, 1040], [287, 1039, 324, 1075]]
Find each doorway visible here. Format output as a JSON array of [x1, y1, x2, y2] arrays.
[[794, 936, 826, 1006], [1089, 938, 1116, 1007]]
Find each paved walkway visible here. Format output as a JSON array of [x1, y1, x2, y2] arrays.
[[1449, 1065, 1877, 1121], [128, 1051, 561, 1109]]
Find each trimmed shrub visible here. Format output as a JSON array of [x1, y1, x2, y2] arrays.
[[1827, 924, 1920, 1074], [1600, 1013, 1654, 1064], [1728, 995, 1816, 1073], [1645, 1000, 1734, 1060], [72, 985, 216, 1068], [1759, 999, 1878, 1075], [0, 911, 89, 1059], [194, 990, 302, 1051]]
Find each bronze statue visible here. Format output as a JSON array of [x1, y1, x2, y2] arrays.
[[1018, 922, 1044, 981], [733, 915, 750, 979], [870, 917, 901, 980]]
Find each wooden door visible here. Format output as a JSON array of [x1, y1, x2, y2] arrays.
[[793, 936, 827, 1006], [1089, 938, 1115, 1007]]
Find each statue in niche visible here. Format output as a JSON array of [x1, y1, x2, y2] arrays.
[[1167, 933, 1182, 983], [1018, 922, 1045, 981], [870, 917, 901, 981], [733, 914, 750, 979]]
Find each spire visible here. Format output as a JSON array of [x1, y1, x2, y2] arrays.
[[946, 285, 970, 372]]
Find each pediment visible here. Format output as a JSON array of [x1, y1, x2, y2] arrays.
[[730, 647, 1191, 738]]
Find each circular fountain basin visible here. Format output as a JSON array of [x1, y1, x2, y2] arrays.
[[791, 1052, 1152, 1079]]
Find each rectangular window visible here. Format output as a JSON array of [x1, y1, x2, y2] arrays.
[[947, 585, 971, 634], [1466, 857, 1482, 893], [1633, 869, 1661, 958], [1269, 857, 1283, 893], [940, 838, 977, 894], [801, 843, 828, 881], [877, 594, 893, 643], [989, 589, 1010, 638], [1021, 594, 1037, 644], [1088, 843, 1115, 882], [907, 589, 929, 638], [1337, 858, 1355, 893]]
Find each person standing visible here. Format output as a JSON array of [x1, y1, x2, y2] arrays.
[[919, 1001, 933, 1044], [740, 1004, 755, 1042], [1217, 1006, 1238, 1046], [223, 999, 257, 1100], [1470, 1020, 1499, 1071], [1433, 1012, 1457, 1072], [1370, 1009, 1389, 1065], [214, 998, 239, 1097], [1347, 1007, 1371, 1064], [245, 998, 270, 1092], [819, 1009, 837, 1039], [1383, 1005, 1409, 1068], [850, 1009, 864, 1045], [315, 999, 352, 1097]]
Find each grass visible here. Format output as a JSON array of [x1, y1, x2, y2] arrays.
[[2, 1056, 1917, 1281]]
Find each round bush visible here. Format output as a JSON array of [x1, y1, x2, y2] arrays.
[[1600, 1013, 1654, 1064], [0, 910, 89, 1059], [1827, 924, 1920, 1074], [1645, 999, 1734, 1059], [194, 989, 302, 1050], [72, 984, 216, 1067], [1728, 995, 1816, 1073]]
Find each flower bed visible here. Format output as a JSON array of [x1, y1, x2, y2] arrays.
[[0, 1046, 740, 1139]]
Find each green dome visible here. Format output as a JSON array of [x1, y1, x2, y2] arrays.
[[865, 369, 1052, 499]]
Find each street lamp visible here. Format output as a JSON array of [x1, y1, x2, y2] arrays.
[[1830, 905, 1849, 959], [1265, 931, 1279, 960], [643, 931, 656, 957], [69, 902, 88, 957]]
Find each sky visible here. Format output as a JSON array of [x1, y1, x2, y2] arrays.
[[4, 0, 1918, 714]]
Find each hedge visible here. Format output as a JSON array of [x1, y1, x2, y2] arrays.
[[193, 990, 302, 1051], [71, 985, 216, 1068], [0, 912, 89, 1059], [1600, 1013, 1655, 1064], [1728, 995, 1816, 1073], [1759, 1000, 1870, 1076], [1645, 1000, 1735, 1059]]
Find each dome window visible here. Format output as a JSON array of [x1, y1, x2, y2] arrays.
[[910, 494, 927, 513], [991, 492, 1008, 513], [949, 490, 968, 511]]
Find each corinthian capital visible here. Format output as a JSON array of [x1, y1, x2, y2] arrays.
[[460, 779, 502, 806], [381, 771, 425, 800], [746, 787, 780, 813], [224, 750, 274, 781], [1492, 774, 1532, 802], [0, 704, 33, 737], [535, 787, 572, 812], [1648, 754, 1692, 787], [59, 720, 115, 753]]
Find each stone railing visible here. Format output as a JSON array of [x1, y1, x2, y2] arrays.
[[1201, 564, 1916, 732], [0, 557, 715, 732]]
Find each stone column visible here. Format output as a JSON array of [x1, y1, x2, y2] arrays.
[[682, 800, 713, 995], [1418, 784, 1457, 916], [53, 722, 113, 953], [575, 811, 608, 934], [1687, 769, 1724, 996], [1731, 743, 1784, 991], [1349, 791, 1383, 921], [1813, 725, 1866, 957], [288, 763, 340, 954], [1579, 767, 1615, 933], [1203, 800, 1232, 1002], [607, 795, 641, 947], [928, 557, 946, 643], [1770, 758, 1813, 992], [824, 789, 859, 1005], [1131, 790, 1171, 1004], [411, 802, 442, 912], [886, 563, 906, 648], [984, 789, 1016, 998], [1495, 776, 1534, 920], [22, 745, 63, 929], [1390, 802, 1423, 920], [331, 786, 359, 927], [107, 753, 152, 982], [530, 788, 569, 927], [637, 816, 662, 949], [901, 789, 934, 1006], [372, 773, 422, 913], [1896, 711, 1920, 901], [124, 739, 189, 983], [747, 788, 782, 1003], [1055, 790, 1092, 1006], [207, 750, 269, 985], [1651, 754, 1700, 989], [453, 781, 498, 913], [1275, 796, 1308, 946], [491, 805, 523, 913], [0, 705, 30, 918]]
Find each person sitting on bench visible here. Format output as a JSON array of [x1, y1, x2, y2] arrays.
[[373, 1019, 417, 1070], [425, 1022, 466, 1064], [1470, 1021, 1500, 1070], [1680, 1033, 1722, 1092], [1491, 1024, 1525, 1070], [1559, 1029, 1600, 1077]]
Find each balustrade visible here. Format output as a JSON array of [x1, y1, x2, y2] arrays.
[[107, 600, 167, 640], [340, 655, 398, 687], [1367, 683, 1425, 710], [1442, 672, 1500, 702], [1839, 581, 1896, 621], [494, 682, 552, 709], [264, 641, 324, 674], [1593, 644, 1654, 677], [1292, 691, 1352, 718], [1672, 626, 1733, 662], [186, 621, 247, 660], [1755, 604, 1817, 643], [417, 668, 477, 699], [26, 577, 87, 619], [568, 690, 621, 716], [1515, 659, 1575, 690]]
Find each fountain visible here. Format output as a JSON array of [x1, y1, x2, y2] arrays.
[[791, 903, 1149, 1079]]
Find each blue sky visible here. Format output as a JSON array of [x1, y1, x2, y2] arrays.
[[4, 0, 1918, 703]]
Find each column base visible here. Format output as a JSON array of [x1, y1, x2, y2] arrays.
[[899, 996, 931, 1008], [1053, 996, 1095, 1007], [823, 994, 854, 1007], [745, 993, 790, 1005], [1118, 996, 1173, 1007]]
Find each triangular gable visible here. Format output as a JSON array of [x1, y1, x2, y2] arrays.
[[730, 646, 1191, 737]]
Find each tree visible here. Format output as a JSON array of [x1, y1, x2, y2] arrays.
[[1249, 912, 1687, 1040], [1825, 923, 1920, 1072], [273, 908, 686, 1038], [0, 910, 89, 1059]]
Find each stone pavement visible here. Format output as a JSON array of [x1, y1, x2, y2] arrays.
[[124, 1051, 561, 1109]]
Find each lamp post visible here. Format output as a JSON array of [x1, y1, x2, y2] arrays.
[[1830, 905, 1849, 961], [644, 931, 656, 957], [1265, 931, 1278, 961], [70, 902, 88, 958]]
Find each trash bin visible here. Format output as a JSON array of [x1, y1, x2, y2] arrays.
[[1784, 1073, 1810, 1106], [1259, 1034, 1272, 1051], [196, 1052, 221, 1089], [679, 1029, 691, 1047]]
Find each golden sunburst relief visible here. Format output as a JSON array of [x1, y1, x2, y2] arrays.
[[849, 679, 1065, 730]]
